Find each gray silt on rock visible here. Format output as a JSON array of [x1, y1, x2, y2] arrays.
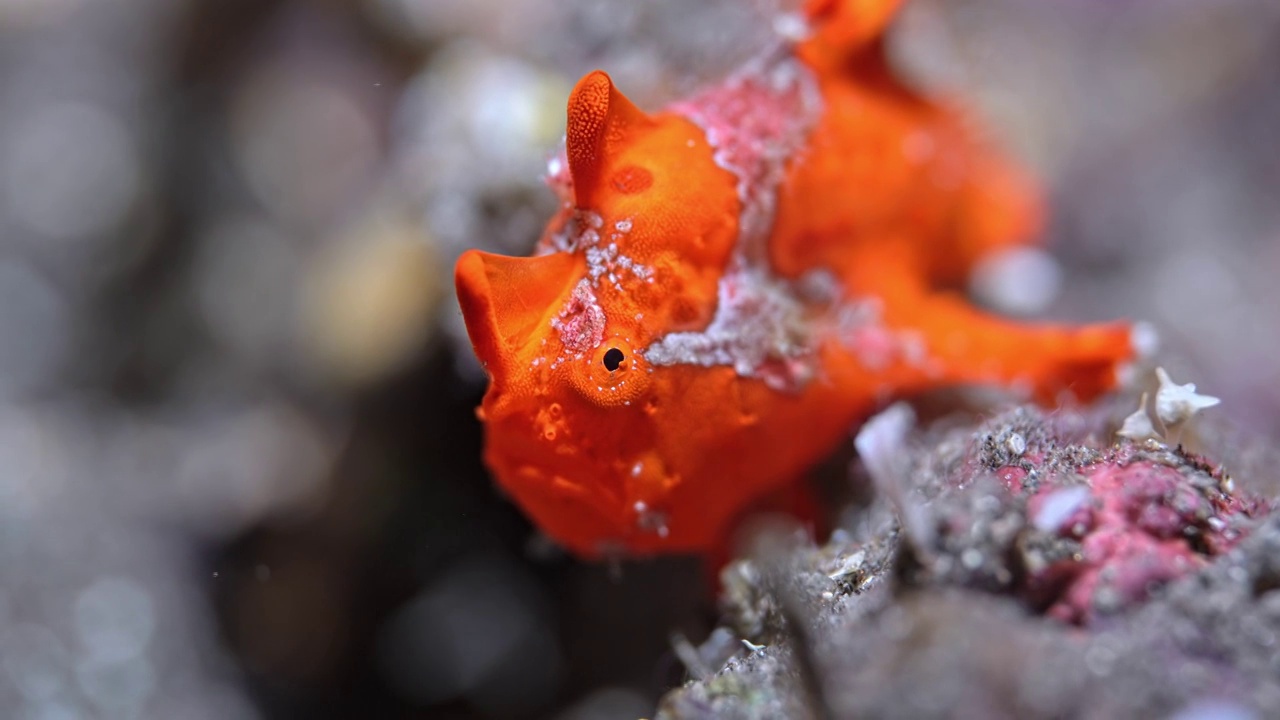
[[657, 405, 1279, 720]]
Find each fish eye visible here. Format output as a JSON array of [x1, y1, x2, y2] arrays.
[[603, 347, 625, 372], [569, 339, 650, 407]]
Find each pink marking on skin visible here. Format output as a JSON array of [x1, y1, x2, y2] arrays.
[[672, 57, 821, 260], [553, 279, 605, 354]]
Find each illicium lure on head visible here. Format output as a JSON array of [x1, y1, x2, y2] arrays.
[[454, 0, 1137, 558]]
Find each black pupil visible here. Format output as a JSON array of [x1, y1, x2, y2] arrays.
[[603, 348, 625, 372]]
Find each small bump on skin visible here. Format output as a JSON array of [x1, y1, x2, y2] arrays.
[[611, 167, 653, 194]]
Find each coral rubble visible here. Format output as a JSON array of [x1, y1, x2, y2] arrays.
[[658, 404, 1277, 720]]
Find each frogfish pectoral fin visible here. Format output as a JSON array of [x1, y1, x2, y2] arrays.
[[455, 249, 580, 377], [566, 70, 655, 209], [886, 293, 1136, 403]]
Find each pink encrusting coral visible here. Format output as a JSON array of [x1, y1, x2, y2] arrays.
[[980, 418, 1268, 625], [670, 402, 1280, 719]]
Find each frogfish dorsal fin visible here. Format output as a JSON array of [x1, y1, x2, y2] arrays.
[[455, 249, 579, 376], [565, 71, 653, 209], [801, 0, 903, 68]]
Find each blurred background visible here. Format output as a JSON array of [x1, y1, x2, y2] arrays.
[[0, 0, 1276, 718]]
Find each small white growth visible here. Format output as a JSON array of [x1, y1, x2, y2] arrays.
[[1033, 486, 1091, 532], [544, 210, 604, 254], [536, 208, 651, 295], [797, 268, 841, 303], [969, 246, 1063, 316], [633, 500, 669, 537], [1117, 392, 1158, 441], [1006, 432, 1027, 457], [854, 403, 933, 551], [1154, 366, 1220, 427], [575, 225, 651, 292], [855, 403, 914, 486], [826, 550, 866, 580]]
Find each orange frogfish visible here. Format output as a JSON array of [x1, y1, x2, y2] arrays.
[[455, 0, 1137, 558]]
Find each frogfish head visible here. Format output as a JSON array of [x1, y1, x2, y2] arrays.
[[454, 70, 742, 557]]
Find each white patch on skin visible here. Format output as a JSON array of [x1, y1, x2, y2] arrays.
[[673, 57, 822, 263], [641, 264, 817, 390], [643, 57, 835, 389], [538, 53, 942, 389], [543, 210, 601, 254], [543, 209, 652, 295], [831, 300, 936, 373], [642, 56, 937, 387]]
